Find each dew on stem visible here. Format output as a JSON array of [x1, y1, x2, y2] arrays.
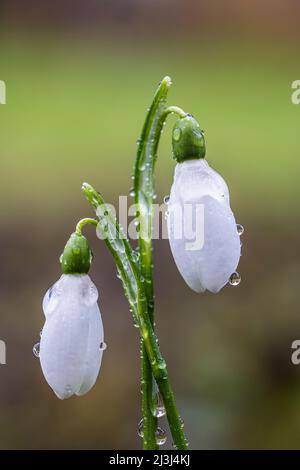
[[152, 391, 166, 418], [156, 427, 167, 446], [138, 418, 144, 438]]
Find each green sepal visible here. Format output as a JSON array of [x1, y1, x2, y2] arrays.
[[172, 115, 206, 162], [60, 232, 92, 274]]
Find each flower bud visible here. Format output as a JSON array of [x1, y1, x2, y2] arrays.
[[60, 233, 92, 274], [172, 115, 206, 162], [167, 159, 241, 293], [39, 274, 104, 399]]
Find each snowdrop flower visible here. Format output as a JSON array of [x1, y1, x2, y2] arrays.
[[167, 115, 241, 294], [39, 232, 105, 399]]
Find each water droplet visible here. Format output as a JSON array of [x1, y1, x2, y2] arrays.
[[158, 360, 166, 370], [156, 427, 167, 446], [164, 210, 169, 220], [136, 138, 142, 145], [129, 188, 135, 197], [163, 195, 170, 204], [152, 392, 166, 418], [173, 128, 181, 141], [116, 270, 121, 279], [39, 329, 43, 337], [152, 193, 157, 200], [132, 250, 140, 263], [180, 417, 184, 428], [229, 272, 241, 286], [33, 342, 40, 358], [99, 342, 107, 351], [138, 419, 144, 438], [237, 224, 244, 236]]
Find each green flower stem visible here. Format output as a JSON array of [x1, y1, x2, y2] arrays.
[[163, 105, 187, 119], [82, 182, 188, 450], [141, 340, 157, 449], [75, 218, 98, 236], [134, 77, 173, 449], [134, 80, 188, 449]]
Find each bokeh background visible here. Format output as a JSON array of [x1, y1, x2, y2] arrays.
[[1, 0, 300, 450]]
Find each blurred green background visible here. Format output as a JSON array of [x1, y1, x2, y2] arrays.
[[1, 0, 300, 449]]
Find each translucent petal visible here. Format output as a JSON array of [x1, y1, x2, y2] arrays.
[[168, 160, 241, 293], [76, 303, 104, 396], [40, 274, 103, 399]]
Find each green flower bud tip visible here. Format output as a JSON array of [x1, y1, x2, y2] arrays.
[[60, 233, 92, 274], [172, 114, 206, 163]]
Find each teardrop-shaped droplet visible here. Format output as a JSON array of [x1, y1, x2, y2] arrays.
[[129, 188, 135, 198], [138, 418, 144, 438], [99, 342, 107, 351], [33, 342, 40, 358], [229, 272, 241, 286], [132, 250, 140, 263], [236, 224, 244, 236], [163, 195, 170, 205], [173, 128, 181, 142], [156, 427, 167, 446], [152, 392, 166, 418]]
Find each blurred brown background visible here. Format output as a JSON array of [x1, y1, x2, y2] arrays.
[[1, 0, 300, 449]]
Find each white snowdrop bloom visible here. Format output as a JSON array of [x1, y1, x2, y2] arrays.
[[40, 274, 104, 399], [167, 158, 241, 293]]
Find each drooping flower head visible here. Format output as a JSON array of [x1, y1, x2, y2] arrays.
[[39, 231, 105, 399], [167, 115, 241, 293]]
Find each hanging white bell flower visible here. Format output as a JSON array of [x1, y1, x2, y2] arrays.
[[167, 115, 241, 294], [39, 231, 105, 399]]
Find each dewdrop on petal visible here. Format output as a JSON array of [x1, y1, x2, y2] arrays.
[[39, 230, 105, 399], [167, 115, 241, 293]]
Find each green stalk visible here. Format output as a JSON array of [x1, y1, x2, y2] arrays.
[[134, 78, 187, 449], [82, 183, 188, 450], [134, 76, 171, 449]]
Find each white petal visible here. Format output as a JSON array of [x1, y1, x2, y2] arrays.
[[76, 303, 104, 396], [167, 159, 241, 293], [172, 159, 230, 205], [40, 274, 103, 399]]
